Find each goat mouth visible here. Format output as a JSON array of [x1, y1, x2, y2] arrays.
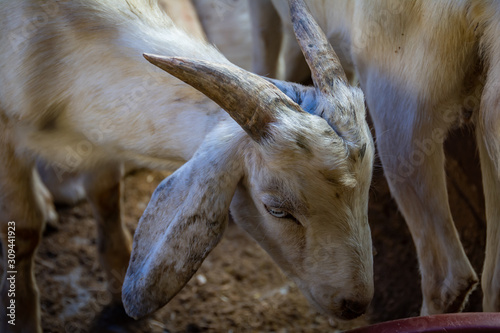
[[301, 288, 343, 320], [339, 303, 366, 320], [299, 285, 367, 321]]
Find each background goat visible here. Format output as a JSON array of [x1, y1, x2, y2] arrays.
[[251, 0, 500, 315], [0, 0, 374, 331]]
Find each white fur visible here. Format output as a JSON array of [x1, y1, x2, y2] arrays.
[[0, 0, 374, 331], [251, 0, 500, 315]]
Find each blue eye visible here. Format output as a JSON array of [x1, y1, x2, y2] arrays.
[[267, 207, 288, 218], [264, 205, 302, 226]]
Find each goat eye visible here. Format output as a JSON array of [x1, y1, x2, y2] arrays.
[[269, 208, 288, 218], [264, 205, 302, 226], [265, 205, 289, 218]]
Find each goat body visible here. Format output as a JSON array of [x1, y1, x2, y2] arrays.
[[251, 0, 500, 315], [0, 0, 374, 331]]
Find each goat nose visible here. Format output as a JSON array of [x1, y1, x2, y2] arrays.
[[340, 299, 369, 320]]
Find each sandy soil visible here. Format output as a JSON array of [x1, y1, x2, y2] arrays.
[[31, 125, 486, 333]]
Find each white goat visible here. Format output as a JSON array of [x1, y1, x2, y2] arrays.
[[159, 0, 206, 41], [251, 0, 500, 315], [193, 0, 253, 70], [0, 0, 374, 331]]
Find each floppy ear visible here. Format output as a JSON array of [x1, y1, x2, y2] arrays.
[[122, 143, 242, 319]]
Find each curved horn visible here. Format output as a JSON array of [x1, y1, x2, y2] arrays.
[[288, 0, 348, 93], [143, 54, 304, 141]]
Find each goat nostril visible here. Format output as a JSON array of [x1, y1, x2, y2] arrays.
[[341, 299, 367, 320]]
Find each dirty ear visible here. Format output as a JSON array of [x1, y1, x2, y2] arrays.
[[122, 144, 242, 319]]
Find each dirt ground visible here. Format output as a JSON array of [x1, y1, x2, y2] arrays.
[[32, 125, 486, 333], [36, 168, 364, 333], [0, 1, 486, 332]]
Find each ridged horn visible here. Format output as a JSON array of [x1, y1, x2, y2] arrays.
[[143, 54, 304, 141], [288, 0, 348, 94]]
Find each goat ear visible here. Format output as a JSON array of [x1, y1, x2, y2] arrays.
[[122, 145, 241, 319], [264, 78, 319, 115]]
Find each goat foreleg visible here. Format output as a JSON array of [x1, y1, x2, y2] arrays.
[[477, 14, 500, 310], [365, 78, 478, 315], [0, 118, 44, 333], [83, 163, 132, 304]]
